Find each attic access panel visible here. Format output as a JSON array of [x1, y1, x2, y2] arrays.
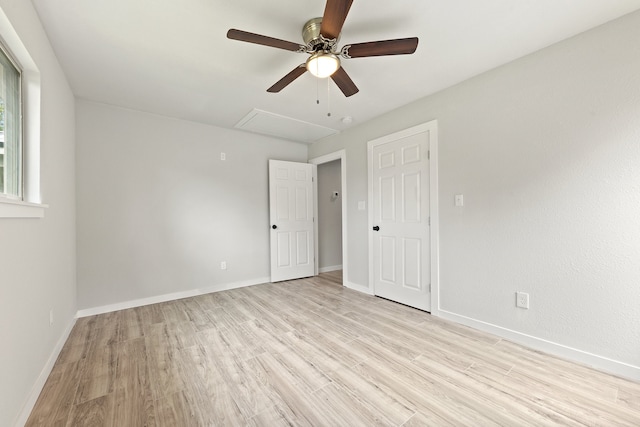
[[235, 109, 339, 144]]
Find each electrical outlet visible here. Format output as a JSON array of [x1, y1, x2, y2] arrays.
[[49, 309, 54, 326], [516, 292, 530, 309], [220, 152, 226, 161], [220, 261, 227, 270]]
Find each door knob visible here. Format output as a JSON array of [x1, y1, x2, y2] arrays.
[[373, 226, 380, 231], [272, 225, 277, 229]]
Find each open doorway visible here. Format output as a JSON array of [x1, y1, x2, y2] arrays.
[[317, 159, 342, 273], [310, 150, 347, 286]]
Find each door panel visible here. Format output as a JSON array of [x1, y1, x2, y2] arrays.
[[370, 131, 431, 311], [295, 187, 307, 219], [269, 160, 315, 282], [403, 172, 421, 222], [380, 236, 396, 283], [403, 238, 421, 290], [380, 176, 396, 221], [276, 233, 290, 267], [402, 144, 421, 164], [296, 231, 309, 264], [276, 187, 289, 220]]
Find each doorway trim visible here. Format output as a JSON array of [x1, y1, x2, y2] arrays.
[[309, 150, 348, 288], [367, 120, 440, 314]]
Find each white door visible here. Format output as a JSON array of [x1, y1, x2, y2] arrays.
[[369, 126, 432, 311], [269, 160, 315, 282]]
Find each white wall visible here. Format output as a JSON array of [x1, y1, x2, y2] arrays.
[[0, 1, 76, 426], [76, 100, 307, 311], [317, 159, 342, 270], [309, 11, 640, 377]]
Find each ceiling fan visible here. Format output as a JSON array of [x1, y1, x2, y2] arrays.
[[227, 0, 419, 97]]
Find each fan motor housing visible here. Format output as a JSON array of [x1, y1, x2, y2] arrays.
[[302, 17, 340, 50]]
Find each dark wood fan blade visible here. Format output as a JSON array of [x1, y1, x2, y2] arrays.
[[320, 0, 354, 40], [267, 65, 307, 93], [227, 29, 304, 52], [331, 67, 359, 97], [342, 37, 418, 58]]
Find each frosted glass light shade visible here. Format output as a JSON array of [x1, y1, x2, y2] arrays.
[[306, 52, 340, 78]]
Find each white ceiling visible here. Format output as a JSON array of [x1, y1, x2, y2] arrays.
[[31, 0, 640, 142]]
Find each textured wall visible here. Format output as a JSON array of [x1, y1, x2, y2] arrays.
[[0, 1, 77, 425], [76, 100, 308, 310], [309, 11, 640, 373]]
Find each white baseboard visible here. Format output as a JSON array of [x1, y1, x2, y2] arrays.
[[319, 265, 343, 273], [437, 309, 640, 382], [76, 277, 270, 318], [14, 317, 76, 427], [345, 280, 374, 295]]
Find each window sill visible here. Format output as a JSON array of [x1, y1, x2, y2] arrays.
[[0, 197, 48, 218]]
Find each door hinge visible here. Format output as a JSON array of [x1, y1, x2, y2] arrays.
[[428, 217, 431, 226], [429, 283, 431, 292], [427, 150, 430, 160]]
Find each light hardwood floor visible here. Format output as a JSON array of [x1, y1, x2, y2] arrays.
[[26, 271, 640, 426]]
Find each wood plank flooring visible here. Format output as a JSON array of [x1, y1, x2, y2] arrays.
[[26, 271, 640, 426]]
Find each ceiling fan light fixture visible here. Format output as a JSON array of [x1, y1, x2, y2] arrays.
[[306, 52, 340, 78]]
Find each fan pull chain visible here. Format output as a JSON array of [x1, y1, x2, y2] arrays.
[[327, 78, 331, 117], [314, 77, 331, 117]]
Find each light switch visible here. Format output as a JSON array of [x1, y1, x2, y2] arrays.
[[358, 201, 366, 211], [455, 194, 464, 207]]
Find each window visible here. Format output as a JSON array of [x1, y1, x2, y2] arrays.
[[0, 6, 44, 218], [0, 42, 21, 199]]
